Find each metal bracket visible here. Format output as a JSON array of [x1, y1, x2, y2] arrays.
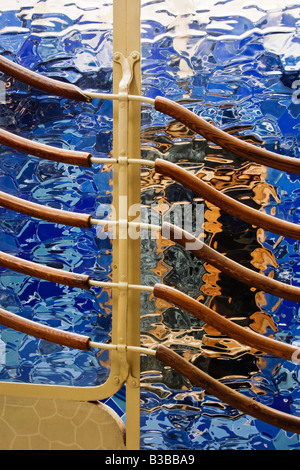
[[113, 51, 140, 95], [112, 51, 141, 385], [127, 372, 139, 389]]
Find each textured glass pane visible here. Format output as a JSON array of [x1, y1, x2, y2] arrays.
[[0, 1, 114, 387], [0, 0, 299, 451], [140, 0, 300, 450]]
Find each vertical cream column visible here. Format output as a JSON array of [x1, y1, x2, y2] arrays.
[[112, 0, 141, 451]]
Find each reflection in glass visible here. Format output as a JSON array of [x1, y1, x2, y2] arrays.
[[140, 0, 300, 450]]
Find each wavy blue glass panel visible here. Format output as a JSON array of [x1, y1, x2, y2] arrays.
[[0, 0, 299, 451], [140, 0, 300, 450], [0, 1, 114, 387]]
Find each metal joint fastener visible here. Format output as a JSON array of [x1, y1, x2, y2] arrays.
[[118, 156, 128, 165], [116, 344, 127, 354]]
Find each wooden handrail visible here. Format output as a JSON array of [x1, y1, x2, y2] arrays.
[[156, 345, 300, 434], [155, 160, 300, 240], [0, 306, 91, 350], [155, 96, 300, 175], [1, 304, 299, 432], [0, 190, 92, 228], [153, 283, 298, 362], [0, 250, 90, 290], [162, 222, 300, 303], [0, 128, 92, 167], [0, 55, 91, 102]]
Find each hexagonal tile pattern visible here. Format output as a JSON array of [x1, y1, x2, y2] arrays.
[[0, 395, 126, 450]]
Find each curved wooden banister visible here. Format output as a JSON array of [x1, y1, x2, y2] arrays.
[[155, 97, 300, 175], [155, 159, 300, 240], [0, 128, 92, 167], [162, 222, 300, 303], [0, 190, 92, 228], [0, 250, 90, 290], [156, 345, 300, 434], [0, 307, 91, 351], [0, 55, 91, 102], [153, 283, 299, 362]]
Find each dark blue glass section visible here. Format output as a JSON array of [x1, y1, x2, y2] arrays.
[[0, 2, 114, 387]]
